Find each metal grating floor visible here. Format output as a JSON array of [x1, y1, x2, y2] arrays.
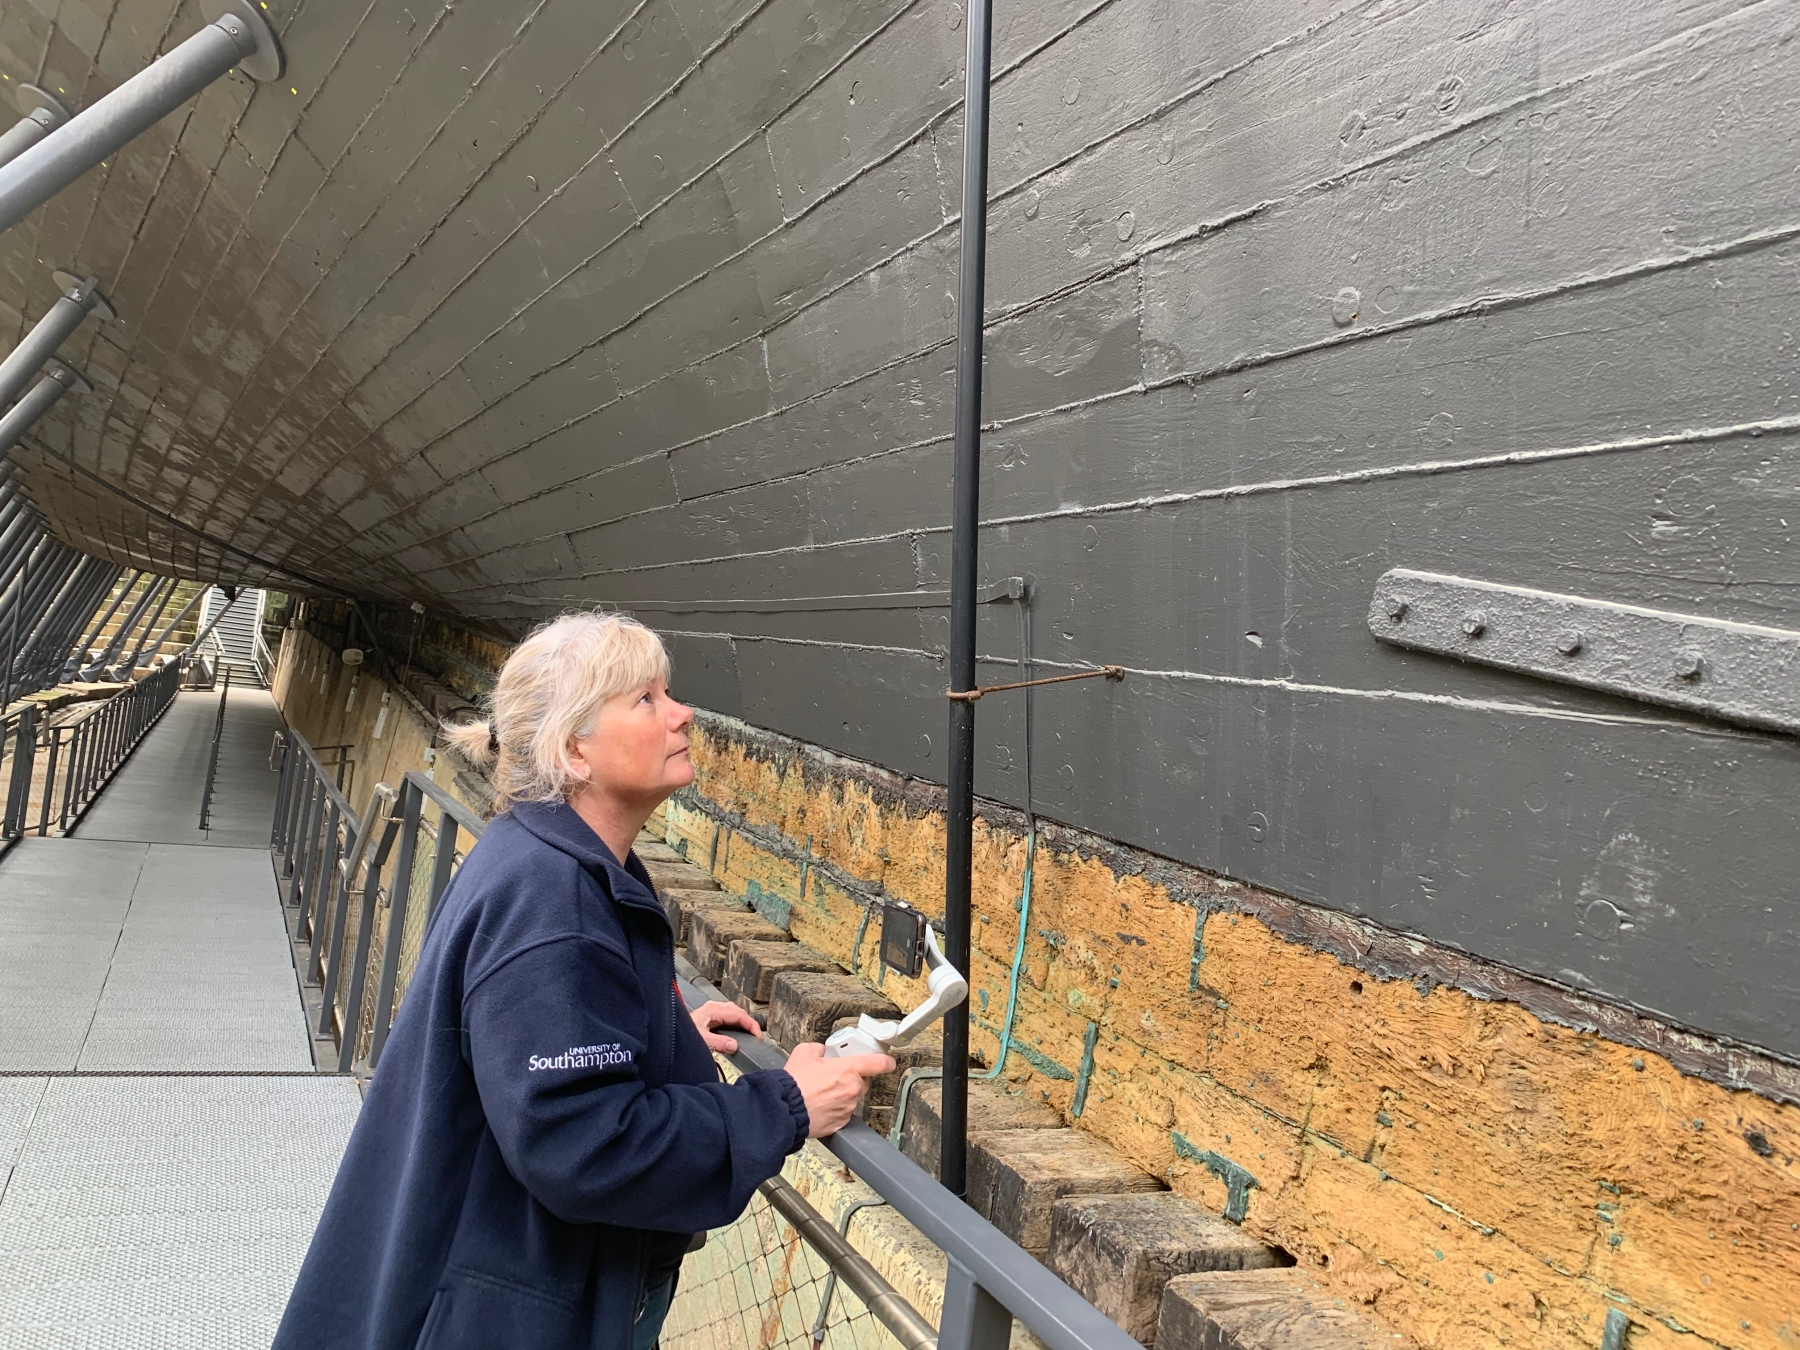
[[0, 682, 359, 1346], [76, 690, 285, 849], [0, 1076, 360, 1349], [0, 840, 312, 1073]]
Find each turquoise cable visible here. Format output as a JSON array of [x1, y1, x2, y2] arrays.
[[974, 589, 1035, 1082], [973, 823, 1033, 1080]]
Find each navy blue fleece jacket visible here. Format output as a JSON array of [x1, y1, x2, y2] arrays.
[[273, 799, 809, 1350]]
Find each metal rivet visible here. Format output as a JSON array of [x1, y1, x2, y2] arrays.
[[1461, 610, 1486, 638], [1555, 629, 1584, 656], [1384, 595, 1409, 620], [1673, 651, 1703, 680]]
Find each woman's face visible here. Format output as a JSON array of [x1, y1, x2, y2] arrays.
[[569, 676, 695, 807]]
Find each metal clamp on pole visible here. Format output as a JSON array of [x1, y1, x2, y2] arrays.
[[0, 0, 283, 235], [0, 271, 114, 409], [0, 360, 89, 452], [0, 87, 71, 171]]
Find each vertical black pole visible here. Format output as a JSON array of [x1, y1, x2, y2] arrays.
[[943, 0, 994, 1200]]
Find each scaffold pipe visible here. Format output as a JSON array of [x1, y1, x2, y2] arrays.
[[0, 272, 113, 410], [0, 0, 282, 235]]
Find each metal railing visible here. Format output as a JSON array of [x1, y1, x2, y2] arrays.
[[197, 665, 231, 829], [271, 729, 481, 1073], [265, 725, 1141, 1350], [0, 657, 184, 842], [677, 960, 1139, 1350]]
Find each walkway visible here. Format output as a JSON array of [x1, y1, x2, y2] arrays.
[[0, 690, 358, 1347]]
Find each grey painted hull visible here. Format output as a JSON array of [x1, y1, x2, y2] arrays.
[[0, 0, 1793, 1055]]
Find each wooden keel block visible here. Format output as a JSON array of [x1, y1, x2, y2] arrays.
[[968, 1128, 1163, 1257], [766, 971, 898, 1051], [644, 860, 721, 893], [663, 888, 748, 946], [1047, 1193, 1288, 1345], [635, 840, 685, 863], [689, 909, 789, 982], [899, 1080, 1062, 1180], [724, 940, 839, 1008], [1156, 1270, 1404, 1350]]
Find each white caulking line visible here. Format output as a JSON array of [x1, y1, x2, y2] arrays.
[[599, 629, 1771, 739], [435, 412, 1800, 596]]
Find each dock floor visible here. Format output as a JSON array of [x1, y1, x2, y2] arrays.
[[0, 690, 356, 1348]]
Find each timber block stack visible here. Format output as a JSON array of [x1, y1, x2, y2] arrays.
[[967, 1128, 1163, 1258], [766, 971, 898, 1050], [689, 909, 789, 982], [635, 827, 1378, 1350], [724, 941, 839, 1023], [898, 1079, 1061, 1179], [1047, 1193, 1287, 1344], [634, 838, 686, 864], [663, 887, 748, 946], [1157, 1269, 1403, 1349], [643, 858, 720, 895]]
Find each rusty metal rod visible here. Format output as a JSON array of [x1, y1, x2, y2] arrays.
[[945, 666, 1124, 703], [757, 1175, 938, 1350]]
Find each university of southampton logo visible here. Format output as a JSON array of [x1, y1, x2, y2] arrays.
[[527, 1043, 634, 1072]]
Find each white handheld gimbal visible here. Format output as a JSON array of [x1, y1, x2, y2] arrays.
[[823, 922, 968, 1058]]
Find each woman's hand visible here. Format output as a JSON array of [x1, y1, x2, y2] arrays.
[[691, 1000, 763, 1054], [782, 1043, 897, 1138]]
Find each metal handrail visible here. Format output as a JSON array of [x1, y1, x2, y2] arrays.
[[271, 729, 480, 1072], [678, 957, 1141, 1350], [0, 657, 185, 842], [197, 665, 231, 829]]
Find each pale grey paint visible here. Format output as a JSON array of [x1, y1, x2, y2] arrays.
[[0, 0, 1793, 1056]]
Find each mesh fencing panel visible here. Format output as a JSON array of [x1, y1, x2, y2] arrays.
[[663, 1187, 908, 1350]]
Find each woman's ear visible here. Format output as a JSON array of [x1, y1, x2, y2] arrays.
[[563, 734, 594, 786]]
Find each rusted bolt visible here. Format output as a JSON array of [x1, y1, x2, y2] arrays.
[[1555, 629, 1584, 656], [1461, 610, 1487, 638], [1384, 595, 1409, 620], [1673, 651, 1703, 680]]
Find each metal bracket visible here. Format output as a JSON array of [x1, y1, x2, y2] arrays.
[[50, 270, 116, 322], [1369, 568, 1800, 734], [15, 85, 69, 125], [200, 0, 285, 82], [40, 359, 91, 395]]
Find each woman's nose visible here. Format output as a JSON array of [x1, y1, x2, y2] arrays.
[[669, 698, 694, 729]]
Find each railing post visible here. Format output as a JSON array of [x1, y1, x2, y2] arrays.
[[368, 782, 423, 1070], [269, 732, 292, 848], [35, 724, 60, 835], [3, 706, 35, 838], [287, 768, 317, 896], [281, 757, 308, 875], [307, 808, 347, 981], [940, 1261, 1011, 1350], [298, 798, 337, 943], [338, 814, 400, 1073], [425, 816, 459, 928], [60, 721, 83, 830]]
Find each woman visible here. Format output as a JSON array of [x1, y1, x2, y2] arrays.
[[274, 613, 894, 1350]]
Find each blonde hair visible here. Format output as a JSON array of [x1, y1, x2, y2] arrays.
[[443, 612, 671, 810]]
